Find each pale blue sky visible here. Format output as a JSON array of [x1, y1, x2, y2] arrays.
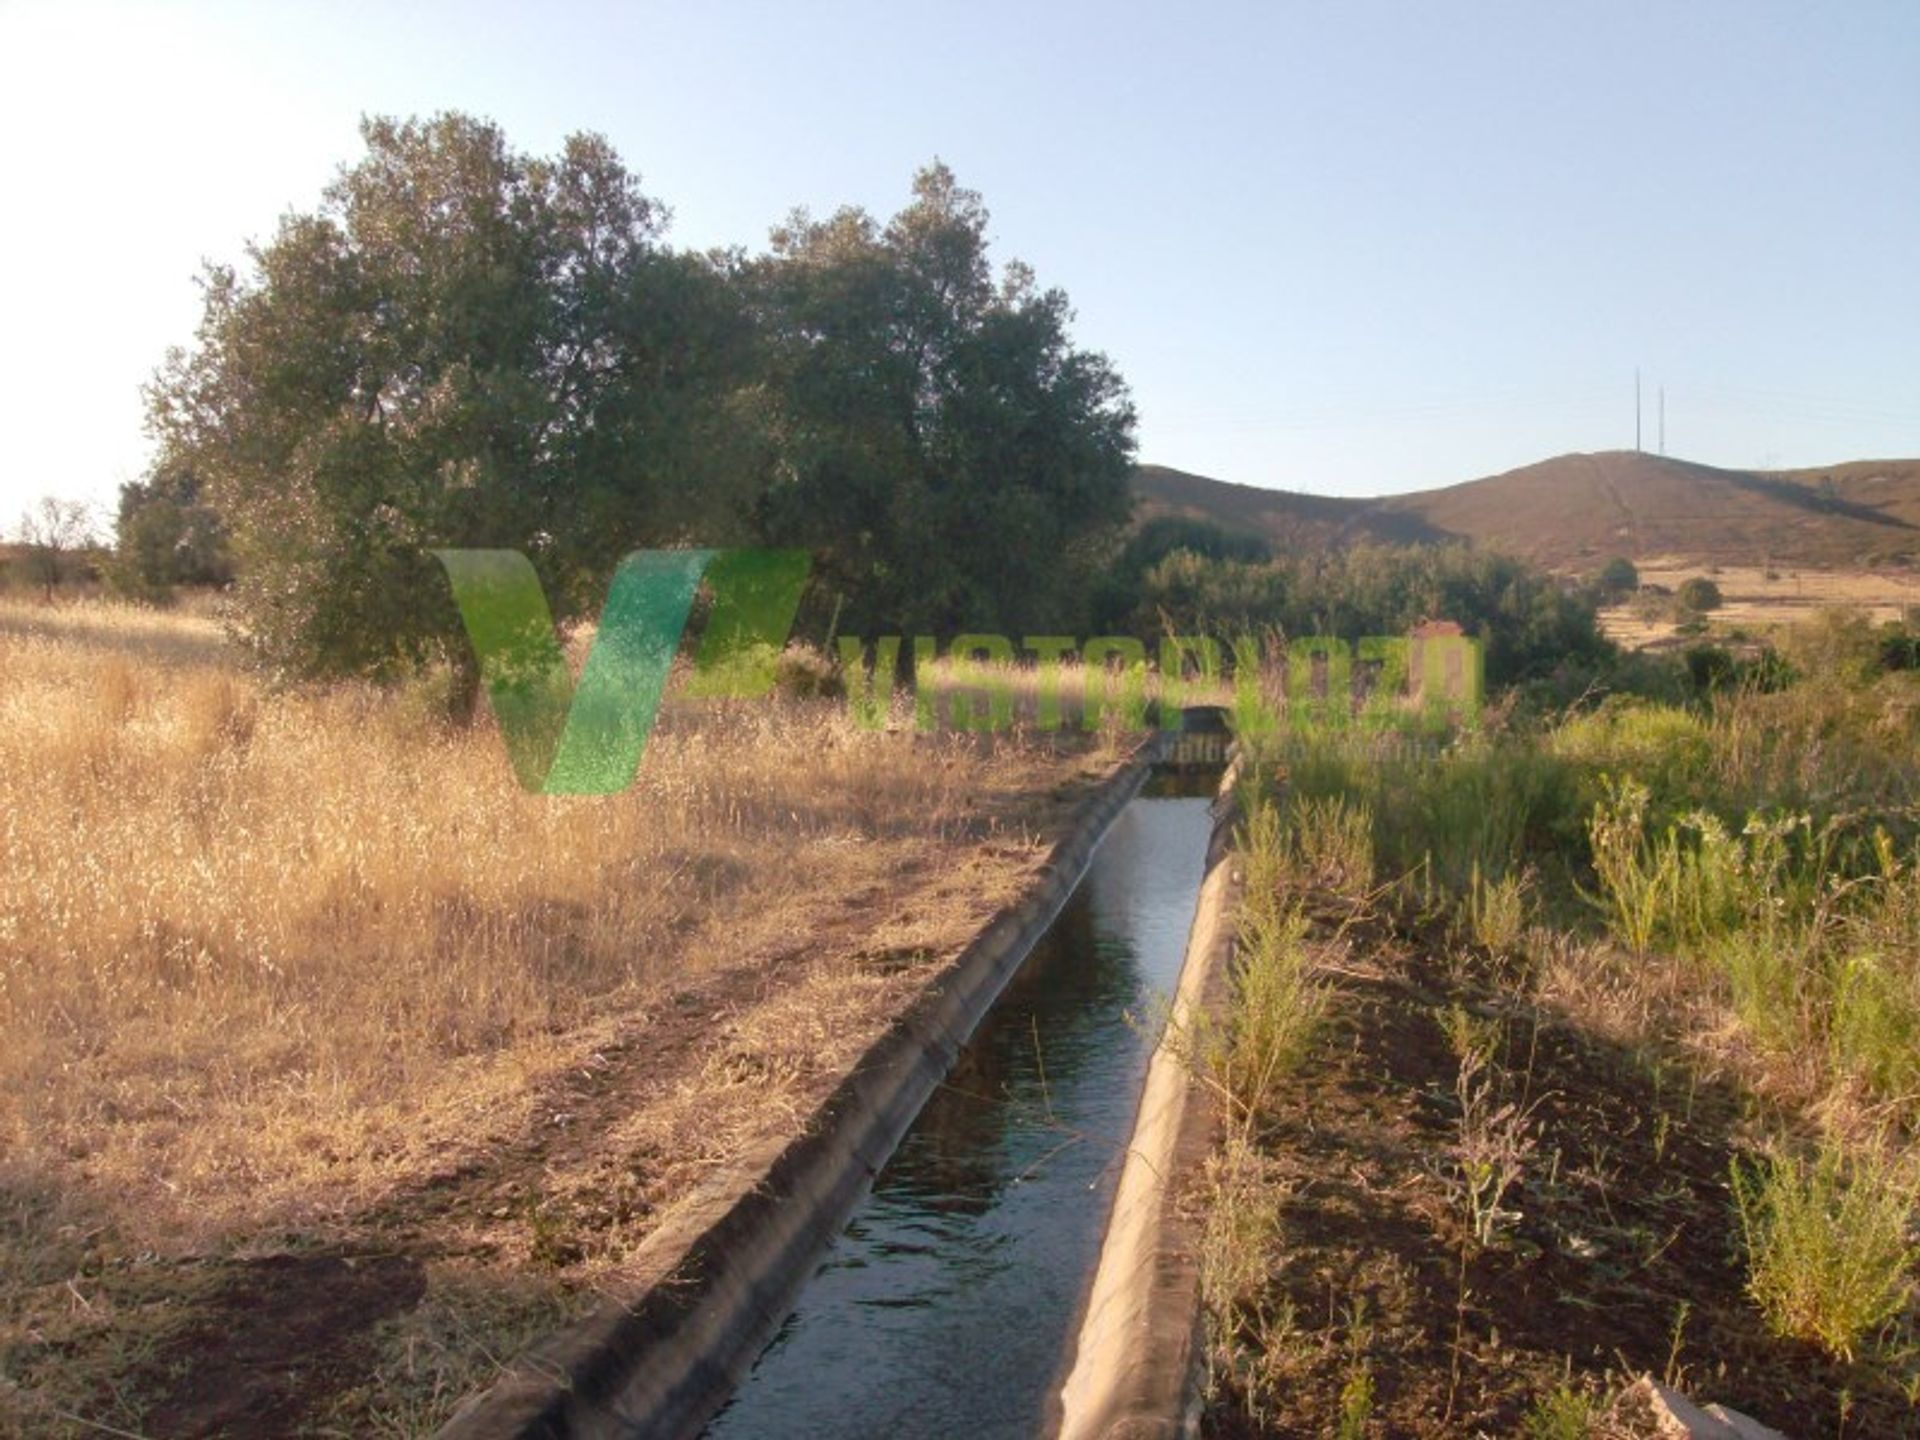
[[2, 0, 1915, 530]]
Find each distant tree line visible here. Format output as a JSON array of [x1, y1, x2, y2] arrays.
[[1109, 529, 1612, 686], [110, 464, 231, 599], [11, 497, 98, 601]]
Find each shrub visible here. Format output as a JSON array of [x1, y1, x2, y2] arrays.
[[1769, 608, 1891, 689], [1524, 1383, 1599, 1440], [1551, 702, 1714, 816], [1335, 1360, 1375, 1440], [1586, 778, 1825, 1008], [1685, 644, 1736, 694], [1465, 863, 1531, 955], [1407, 748, 1568, 896], [1235, 791, 1289, 895], [1125, 541, 1612, 687], [1263, 737, 1585, 911], [1442, 1005, 1537, 1249], [774, 641, 843, 700], [1196, 1137, 1294, 1425], [1285, 794, 1374, 892], [1877, 624, 1920, 673], [1595, 556, 1639, 599], [1731, 1141, 1919, 1362], [1709, 925, 1813, 1052], [1676, 576, 1723, 612], [1585, 778, 1668, 955]]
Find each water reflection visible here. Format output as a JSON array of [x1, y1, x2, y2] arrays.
[[704, 795, 1213, 1439]]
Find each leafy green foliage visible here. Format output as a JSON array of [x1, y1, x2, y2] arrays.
[[145, 114, 751, 682], [747, 163, 1136, 639], [1524, 1383, 1599, 1440], [1123, 542, 1611, 686], [1594, 556, 1639, 599], [1550, 702, 1714, 815], [1198, 799, 1328, 1127], [1830, 952, 1920, 1100], [143, 120, 1135, 682], [1093, 517, 1271, 628], [108, 463, 231, 600]]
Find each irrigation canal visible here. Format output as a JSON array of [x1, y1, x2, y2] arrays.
[[703, 772, 1217, 1437]]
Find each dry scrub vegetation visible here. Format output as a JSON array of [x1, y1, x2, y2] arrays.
[[0, 597, 1123, 1436]]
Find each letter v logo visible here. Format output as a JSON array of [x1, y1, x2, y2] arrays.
[[433, 549, 809, 794]]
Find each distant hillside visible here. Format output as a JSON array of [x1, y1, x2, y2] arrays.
[[1133, 451, 1920, 570]]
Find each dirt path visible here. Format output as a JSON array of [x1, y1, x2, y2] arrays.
[[1591, 453, 1640, 554]]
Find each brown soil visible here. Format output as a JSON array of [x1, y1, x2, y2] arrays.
[[142, 1255, 429, 1437], [1203, 911, 1920, 1439], [133, 945, 809, 1438]]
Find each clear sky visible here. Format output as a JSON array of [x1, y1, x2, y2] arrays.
[[2, 0, 1915, 533]]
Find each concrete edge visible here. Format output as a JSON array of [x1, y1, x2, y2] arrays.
[[436, 735, 1169, 1440], [1053, 751, 1245, 1440]]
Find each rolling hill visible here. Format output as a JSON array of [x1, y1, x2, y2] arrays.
[[1134, 451, 1920, 571]]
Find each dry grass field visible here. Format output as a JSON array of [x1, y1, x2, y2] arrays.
[[1600, 559, 1920, 650], [0, 598, 1128, 1436]]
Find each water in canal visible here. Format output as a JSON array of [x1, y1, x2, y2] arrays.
[[704, 787, 1214, 1438]]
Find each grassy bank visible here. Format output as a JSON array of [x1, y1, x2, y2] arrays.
[[0, 598, 1126, 1436]]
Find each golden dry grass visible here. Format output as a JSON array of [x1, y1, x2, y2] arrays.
[[0, 597, 1123, 1435], [1600, 560, 1920, 649]]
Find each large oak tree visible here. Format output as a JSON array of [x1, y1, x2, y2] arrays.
[[747, 163, 1136, 638], [145, 118, 1135, 685], [147, 114, 757, 684]]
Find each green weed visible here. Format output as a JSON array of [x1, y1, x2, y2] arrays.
[[1465, 862, 1531, 955], [1708, 924, 1815, 1053], [1731, 1140, 1919, 1363], [1523, 1381, 1598, 1440], [1830, 952, 1920, 1104], [1287, 794, 1374, 891], [1585, 777, 1668, 955], [1441, 1005, 1537, 1249], [1214, 901, 1324, 1124]]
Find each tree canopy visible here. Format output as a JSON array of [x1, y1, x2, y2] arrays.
[[142, 115, 1137, 683], [109, 462, 231, 600], [742, 163, 1136, 638], [1125, 542, 1613, 686], [1676, 576, 1724, 613], [15, 497, 94, 600]]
